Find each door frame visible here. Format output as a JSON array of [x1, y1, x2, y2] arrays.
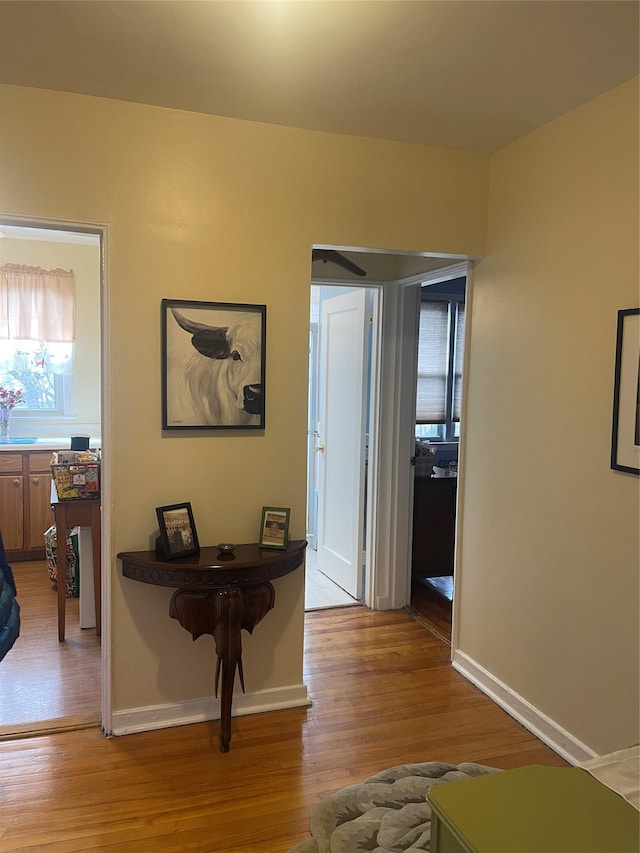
[[367, 278, 419, 610], [310, 259, 471, 613], [0, 212, 111, 732], [306, 321, 319, 550], [366, 260, 472, 612]]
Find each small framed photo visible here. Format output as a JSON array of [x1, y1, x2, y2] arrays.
[[259, 506, 290, 549], [611, 307, 640, 475], [156, 502, 200, 560]]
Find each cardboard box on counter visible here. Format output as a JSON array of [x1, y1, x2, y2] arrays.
[[51, 462, 100, 500]]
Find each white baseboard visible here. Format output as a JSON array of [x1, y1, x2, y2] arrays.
[[109, 683, 310, 736], [452, 650, 597, 765]]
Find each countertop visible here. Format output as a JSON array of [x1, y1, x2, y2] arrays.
[[0, 438, 101, 451]]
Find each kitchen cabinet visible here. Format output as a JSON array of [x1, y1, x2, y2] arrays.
[[28, 452, 55, 551], [0, 450, 58, 560], [0, 453, 23, 551]]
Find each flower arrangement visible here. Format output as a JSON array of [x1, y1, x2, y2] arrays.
[[0, 385, 25, 439], [0, 386, 25, 410]]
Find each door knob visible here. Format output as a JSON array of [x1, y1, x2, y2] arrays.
[[314, 444, 325, 452], [32, 477, 40, 485], [13, 478, 20, 486]]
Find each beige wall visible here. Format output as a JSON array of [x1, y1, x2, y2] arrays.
[[459, 78, 639, 754], [0, 237, 101, 437], [0, 85, 489, 717], [3, 79, 635, 755]]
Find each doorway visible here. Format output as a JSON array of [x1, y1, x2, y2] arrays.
[[306, 248, 470, 622], [306, 283, 374, 610], [407, 273, 467, 644], [0, 219, 104, 737]]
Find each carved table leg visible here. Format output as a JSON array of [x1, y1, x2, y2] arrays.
[[169, 583, 275, 752]]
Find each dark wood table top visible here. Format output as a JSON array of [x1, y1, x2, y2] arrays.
[[118, 540, 307, 589]]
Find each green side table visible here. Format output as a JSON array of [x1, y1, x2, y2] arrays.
[[427, 765, 640, 853]]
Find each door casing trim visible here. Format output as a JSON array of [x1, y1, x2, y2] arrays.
[[0, 211, 111, 733]]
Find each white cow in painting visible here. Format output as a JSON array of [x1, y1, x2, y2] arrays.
[[166, 308, 264, 426]]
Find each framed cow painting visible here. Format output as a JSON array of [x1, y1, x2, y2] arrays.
[[161, 299, 266, 430]]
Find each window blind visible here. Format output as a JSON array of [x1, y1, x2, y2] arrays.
[[453, 303, 465, 422], [416, 301, 449, 424]]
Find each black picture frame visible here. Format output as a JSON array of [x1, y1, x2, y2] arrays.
[[156, 502, 200, 559], [259, 506, 290, 549], [611, 307, 640, 475], [161, 299, 266, 430]]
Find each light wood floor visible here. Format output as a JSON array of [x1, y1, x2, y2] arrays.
[[1, 606, 567, 852], [0, 560, 101, 737]]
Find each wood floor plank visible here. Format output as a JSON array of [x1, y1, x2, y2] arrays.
[[0, 560, 101, 733], [0, 606, 566, 852]]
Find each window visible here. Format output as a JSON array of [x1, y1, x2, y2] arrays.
[[415, 289, 465, 442], [0, 264, 75, 418]]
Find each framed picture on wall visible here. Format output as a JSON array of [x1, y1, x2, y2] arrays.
[[156, 502, 200, 559], [161, 299, 266, 430], [610, 307, 640, 475], [259, 506, 290, 549]]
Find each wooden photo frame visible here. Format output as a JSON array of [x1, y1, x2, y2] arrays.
[[162, 299, 266, 430], [259, 506, 290, 549], [156, 502, 200, 560], [611, 308, 640, 475]]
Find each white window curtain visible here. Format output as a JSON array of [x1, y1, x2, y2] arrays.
[[0, 264, 75, 377], [416, 301, 449, 424], [0, 264, 75, 342]]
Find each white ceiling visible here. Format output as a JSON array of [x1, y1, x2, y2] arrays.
[[0, 0, 637, 153], [1, 0, 637, 280]]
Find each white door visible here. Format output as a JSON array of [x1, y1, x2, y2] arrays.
[[316, 289, 369, 598]]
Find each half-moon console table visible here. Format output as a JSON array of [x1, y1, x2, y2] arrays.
[[117, 540, 307, 752]]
